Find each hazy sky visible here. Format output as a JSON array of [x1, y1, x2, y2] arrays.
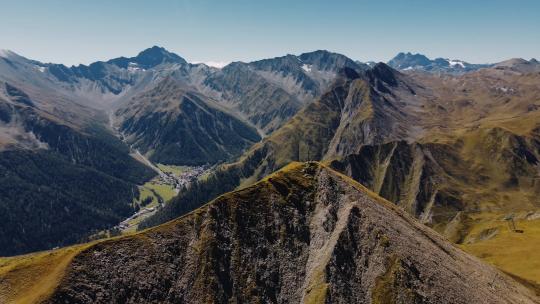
[[0, 0, 538, 66]]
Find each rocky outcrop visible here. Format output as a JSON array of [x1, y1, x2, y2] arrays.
[[38, 163, 538, 303]]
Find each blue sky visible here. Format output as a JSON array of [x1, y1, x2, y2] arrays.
[[0, 0, 538, 66]]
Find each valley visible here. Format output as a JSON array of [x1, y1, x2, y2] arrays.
[[117, 161, 214, 233]]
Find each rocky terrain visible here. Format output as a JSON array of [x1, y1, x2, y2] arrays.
[[2, 45, 540, 287], [1, 163, 538, 303], [139, 59, 540, 284]]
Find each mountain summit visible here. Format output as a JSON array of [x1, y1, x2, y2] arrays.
[[107, 45, 187, 69], [1, 162, 537, 303]]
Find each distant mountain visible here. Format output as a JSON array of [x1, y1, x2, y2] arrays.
[[199, 61, 303, 134], [493, 58, 540, 73], [140, 64, 424, 228], [0, 46, 374, 178], [45, 46, 190, 99], [141, 63, 540, 288], [106, 45, 187, 69], [247, 50, 368, 101], [115, 77, 261, 165], [198, 50, 368, 133], [0, 47, 368, 134], [2, 163, 537, 303], [1, 48, 341, 253], [388, 52, 492, 73]]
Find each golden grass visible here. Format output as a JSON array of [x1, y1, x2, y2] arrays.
[[0, 244, 92, 304], [2, 159, 538, 303], [304, 270, 328, 304], [461, 215, 540, 284]]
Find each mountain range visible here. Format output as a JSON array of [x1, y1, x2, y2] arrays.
[[1, 46, 540, 303], [387, 52, 492, 73]]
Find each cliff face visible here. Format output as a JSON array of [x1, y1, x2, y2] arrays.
[[35, 163, 537, 303]]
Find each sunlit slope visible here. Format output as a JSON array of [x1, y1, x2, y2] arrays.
[[1, 163, 538, 303], [0, 244, 92, 304]]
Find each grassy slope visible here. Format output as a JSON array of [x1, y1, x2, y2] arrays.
[[2, 162, 538, 303], [138, 69, 540, 285], [0, 163, 305, 303], [419, 126, 540, 283], [0, 244, 92, 304], [405, 71, 540, 283], [461, 214, 540, 284]]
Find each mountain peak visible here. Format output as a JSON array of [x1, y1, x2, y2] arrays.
[[136, 45, 169, 57], [6, 161, 537, 303], [133, 46, 187, 67], [107, 46, 187, 69], [365, 62, 399, 88], [493, 57, 540, 73], [388, 52, 431, 69]]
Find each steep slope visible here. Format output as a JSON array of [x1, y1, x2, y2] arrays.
[[47, 46, 188, 101], [255, 63, 420, 172], [1, 162, 537, 303], [140, 64, 422, 228], [248, 50, 367, 101], [115, 77, 261, 165], [138, 63, 540, 284], [0, 47, 369, 255], [327, 135, 540, 240], [0, 82, 155, 256], [199, 50, 367, 134], [200, 62, 303, 134]]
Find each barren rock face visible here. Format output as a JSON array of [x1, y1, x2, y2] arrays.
[[45, 163, 538, 303]]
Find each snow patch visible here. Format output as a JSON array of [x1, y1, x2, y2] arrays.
[[36, 66, 46, 73], [301, 64, 312, 72], [448, 60, 466, 68], [192, 61, 230, 69], [127, 62, 145, 72], [496, 86, 514, 93]]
